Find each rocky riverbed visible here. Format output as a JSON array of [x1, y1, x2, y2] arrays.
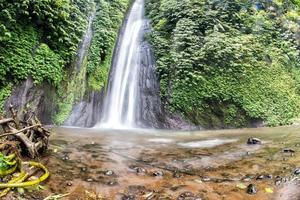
[[6, 126, 300, 200]]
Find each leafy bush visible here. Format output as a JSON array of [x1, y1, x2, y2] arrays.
[[146, 0, 300, 127], [87, 0, 130, 90]]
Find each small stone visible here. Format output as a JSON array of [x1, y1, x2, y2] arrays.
[[80, 167, 87, 172], [152, 171, 164, 177], [247, 184, 257, 195], [67, 181, 72, 186], [266, 174, 273, 179], [107, 180, 118, 186], [202, 177, 211, 182], [247, 138, 262, 145], [105, 170, 114, 176], [275, 176, 282, 185], [177, 191, 194, 200], [62, 154, 69, 161], [134, 167, 146, 174], [293, 168, 300, 176], [256, 175, 264, 180], [242, 178, 251, 182], [86, 178, 93, 182], [283, 148, 295, 153], [122, 194, 135, 200]]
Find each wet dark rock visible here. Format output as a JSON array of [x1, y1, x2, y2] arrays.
[[131, 166, 146, 174], [247, 138, 262, 145], [275, 176, 282, 185], [177, 191, 194, 200], [256, 175, 264, 180], [66, 181, 72, 186], [122, 194, 135, 200], [247, 184, 257, 195], [64, 90, 105, 127], [293, 168, 300, 176], [283, 148, 295, 153], [105, 170, 114, 176], [62, 154, 69, 161], [80, 167, 87, 173], [266, 174, 273, 179], [152, 171, 164, 177]]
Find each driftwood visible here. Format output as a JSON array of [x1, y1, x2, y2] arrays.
[[0, 104, 50, 158]]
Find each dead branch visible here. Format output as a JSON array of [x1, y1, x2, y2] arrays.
[[0, 105, 50, 158]]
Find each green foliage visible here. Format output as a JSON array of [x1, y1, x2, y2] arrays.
[[0, 26, 64, 86], [87, 0, 130, 90], [146, 0, 300, 127], [0, 0, 93, 115], [0, 83, 12, 113]]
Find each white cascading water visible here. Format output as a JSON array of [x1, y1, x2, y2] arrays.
[[97, 0, 145, 128]]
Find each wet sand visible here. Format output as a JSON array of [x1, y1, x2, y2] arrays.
[[6, 126, 300, 199]]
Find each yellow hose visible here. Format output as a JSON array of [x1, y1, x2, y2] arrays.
[[0, 171, 27, 197], [0, 161, 49, 188], [0, 164, 17, 177]]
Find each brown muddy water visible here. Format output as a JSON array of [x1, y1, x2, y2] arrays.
[[7, 126, 300, 200]]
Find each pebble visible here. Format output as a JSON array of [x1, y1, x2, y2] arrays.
[[266, 174, 273, 179], [66, 181, 72, 186], [80, 167, 87, 173], [275, 176, 282, 185], [247, 184, 257, 195], [62, 155, 69, 161], [202, 177, 211, 182], [152, 171, 164, 177], [247, 138, 262, 145], [177, 191, 194, 200], [256, 175, 264, 180], [107, 180, 118, 186], [134, 167, 146, 174], [122, 194, 135, 200], [293, 168, 300, 176], [86, 178, 93, 182], [105, 170, 114, 176], [282, 148, 295, 153]]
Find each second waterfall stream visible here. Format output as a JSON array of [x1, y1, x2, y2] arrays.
[[97, 0, 145, 128]]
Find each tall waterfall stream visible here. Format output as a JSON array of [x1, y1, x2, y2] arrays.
[[98, 0, 145, 128]]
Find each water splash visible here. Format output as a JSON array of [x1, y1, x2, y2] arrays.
[[97, 0, 145, 129]]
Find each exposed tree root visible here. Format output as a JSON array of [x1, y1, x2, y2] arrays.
[[0, 105, 51, 198], [0, 104, 50, 158]]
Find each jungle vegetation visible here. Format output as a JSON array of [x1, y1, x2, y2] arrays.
[[146, 0, 300, 127]]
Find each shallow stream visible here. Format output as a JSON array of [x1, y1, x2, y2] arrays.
[[13, 126, 300, 200]]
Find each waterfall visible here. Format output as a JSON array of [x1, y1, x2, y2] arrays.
[[76, 14, 95, 72], [98, 0, 145, 128]]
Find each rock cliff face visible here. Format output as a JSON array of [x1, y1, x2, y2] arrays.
[[4, 77, 56, 124], [64, 90, 104, 127]]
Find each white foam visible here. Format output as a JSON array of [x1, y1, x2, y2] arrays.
[[178, 139, 237, 148], [148, 138, 174, 143]]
